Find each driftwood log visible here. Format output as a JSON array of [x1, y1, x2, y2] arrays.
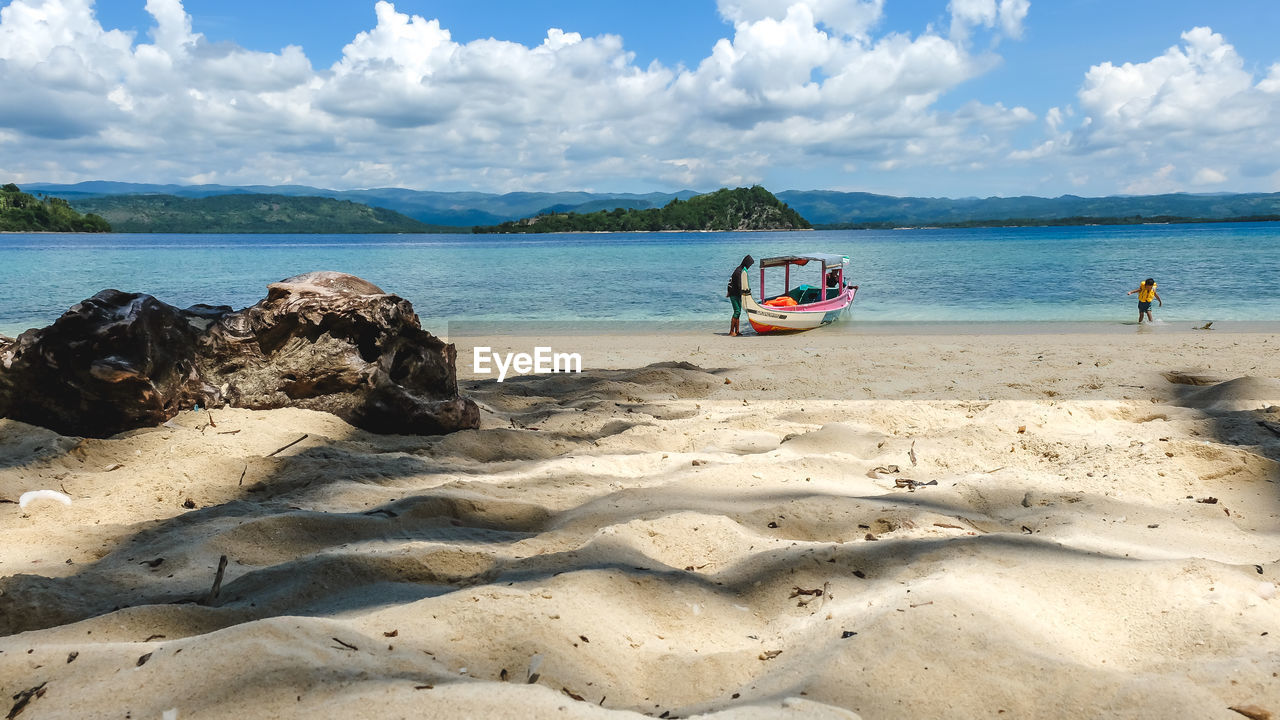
[[0, 272, 479, 437]]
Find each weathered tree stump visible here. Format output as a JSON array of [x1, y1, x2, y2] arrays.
[[0, 272, 479, 437]]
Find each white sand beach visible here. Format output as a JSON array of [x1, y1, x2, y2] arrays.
[[2, 328, 1278, 719]]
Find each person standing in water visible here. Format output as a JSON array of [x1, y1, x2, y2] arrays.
[[726, 255, 754, 336], [1126, 278, 1162, 323]]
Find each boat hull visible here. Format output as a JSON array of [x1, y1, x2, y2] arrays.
[[744, 287, 856, 333]]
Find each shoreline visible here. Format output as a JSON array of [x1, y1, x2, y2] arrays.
[[6, 318, 1276, 344], [440, 318, 1280, 338]]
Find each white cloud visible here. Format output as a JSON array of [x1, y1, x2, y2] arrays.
[[717, 0, 885, 39], [1123, 163, 1177, 195], [1259, 63, 1280, 94], [1044, 106, 1063, 133], [1001, 26, 1280, 195], [997, 0, 1029, 39], [144, 0, 197, 56], [948, 0, 1028, 42], [0, 0, 1045, 192], [8, 1, 1279, 197], [1192, 167, 1226, 185], [1078, 27, 1262, 139], [1008, 140, 1054, 161]]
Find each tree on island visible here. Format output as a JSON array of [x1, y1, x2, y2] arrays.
[[0, 184, 111, 232], [472, 186, 812, 233]]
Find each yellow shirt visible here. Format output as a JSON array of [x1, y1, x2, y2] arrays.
[[1137, 283, 1157, 302]]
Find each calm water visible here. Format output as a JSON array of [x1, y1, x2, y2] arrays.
[[2, 223, 1279, 337]]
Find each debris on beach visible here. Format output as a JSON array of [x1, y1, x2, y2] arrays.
[[17, 490, 71, 510], [1161, 370, 1224, 386], [199, 555, 229, 606], [790, 583, 829, 607], [265, 434, 309, 458], [1228, 705, 1272, 720], [894, 478, 937, 491], [7, 682, 47, 719], [527, 653, 543, 684], [0, 272, 479, 437]]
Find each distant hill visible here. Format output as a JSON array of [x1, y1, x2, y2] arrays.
[[473, 186, 811, 233], [69, 194, 440, 233], [776, 190, 1280, 227], [31, 182, 699, 228], [0, 183, 110, 232], [27, 181, 1280, 230]]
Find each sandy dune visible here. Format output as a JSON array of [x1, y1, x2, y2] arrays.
[[2, 329, 1278, 719]]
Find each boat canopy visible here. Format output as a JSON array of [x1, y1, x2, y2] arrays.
[[759, 253, 848, 269]]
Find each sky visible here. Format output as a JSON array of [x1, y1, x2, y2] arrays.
[[2, 0, 1279, 197]]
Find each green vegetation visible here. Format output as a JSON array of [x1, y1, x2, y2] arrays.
[[818, 214, 1280, 230], [70, 194, 440, 233], [33, 182, 1280, 230], [0, 184, 111, 232], [29, 181, 1280, 231], [473, 186, 811, 233], [778, 190, 1280, 228]]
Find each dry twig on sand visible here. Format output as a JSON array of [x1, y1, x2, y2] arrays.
[[265, 434, 309, 457], [200, 555, 229, 606]]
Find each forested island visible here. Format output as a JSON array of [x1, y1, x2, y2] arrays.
[[0, 184, 110, 232], [69, 194, 439, 233], [472, 186, 811, 233]]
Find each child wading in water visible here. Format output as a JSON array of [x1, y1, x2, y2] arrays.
[[1126, 278, 1162, 323]]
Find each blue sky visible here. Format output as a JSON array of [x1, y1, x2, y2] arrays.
[[3, 0, 1279, 197]]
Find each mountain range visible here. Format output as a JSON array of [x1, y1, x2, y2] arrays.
[[26, 181, 1280, 229], [68, 194, 435, 233]]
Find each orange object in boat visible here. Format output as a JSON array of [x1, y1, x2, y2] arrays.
[[763, 296, 798, 307]]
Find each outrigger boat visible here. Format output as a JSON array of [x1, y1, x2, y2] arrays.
[[740, 253, 857, 333]]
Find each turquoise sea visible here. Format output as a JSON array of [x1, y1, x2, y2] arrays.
[[2, 223, 1279, 337]]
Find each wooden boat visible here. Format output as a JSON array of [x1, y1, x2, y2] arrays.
[[739, 253, 857, 333]]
